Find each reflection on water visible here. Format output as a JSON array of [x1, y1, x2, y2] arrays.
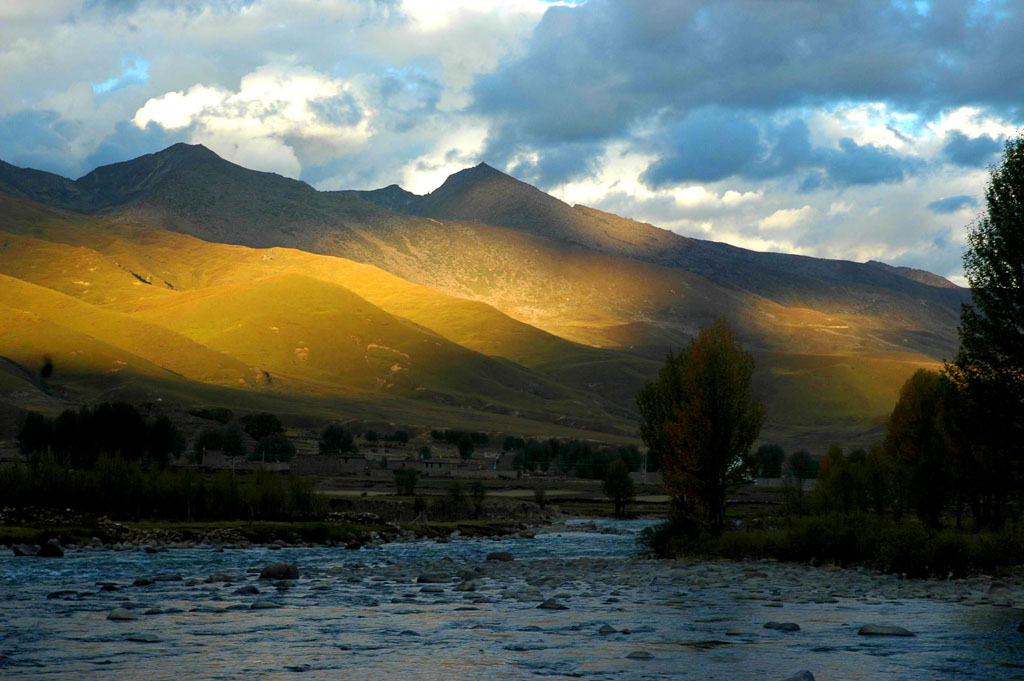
[[1, 520, 1022, 680]]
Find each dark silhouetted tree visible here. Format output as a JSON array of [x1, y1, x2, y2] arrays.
[[17, 411, 52, 455], [148, 415, 185, 467], [756, 444, 785, 478], [637, 318, 764, 536], [603, 459, 636, 517], [242, 412, 283, 441], [458, 434, 474, 459], [945, 134, 1024, 529], [884, 369, 954, 529], [319, 424, 357, 455], [253, 433, 295, 463], [393, 468, 418, 496]]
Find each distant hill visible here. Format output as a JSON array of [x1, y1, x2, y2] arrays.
[[0, 145, 965, 449]]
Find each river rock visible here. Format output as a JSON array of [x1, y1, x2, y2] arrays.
[[46, 589, 78, 600], [486, 551, 514, 562], [133, 578, 154, 587], [37, 539, 64, 558], [12, 544, 40, 557], [417, 572, 449, 584], [107, 608, 137, 621], [764, 621, 800, 632], [626, 651, 653, 660], [259, 563, 299, 580], [454, 580, 478, 592], [858, 624, 915, 637], [537, 598, 568, 610], [781, 672, 815, 681], [126, 634, 162, 643], [599, 624, 617, 634], [234, 585, 260, 595], [251, 600, 283, 609]]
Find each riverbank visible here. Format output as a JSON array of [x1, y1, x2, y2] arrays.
[[0, 505, 553, 554]]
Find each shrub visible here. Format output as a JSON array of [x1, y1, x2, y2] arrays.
[[393, 468, 418, 496]]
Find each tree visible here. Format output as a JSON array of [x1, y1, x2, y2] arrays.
[[17, 411, 52, 455], [319, 424, 357, 455], [787, 450, 818, 483], [637, 318, 764, 536], [253, 433, 295, 463], [148, 416, 186, 467], [365, 430, 379, 443], [945, 133, 1024, 529], [603, 459, 636, 517], [756, 444, 785, 478], [884, 369, 954, 529], [222, 424, 248, 461], [393, 468, 418, 496], [242, 412, 283, 441], [469, 481, 487, 519], [457, 434, 474, 459], [193, 427, 224, 464]]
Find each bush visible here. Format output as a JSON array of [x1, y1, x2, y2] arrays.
[[251, 433, 295, 463], [469, 481, 487, 519], [430, 482, 469, 520]]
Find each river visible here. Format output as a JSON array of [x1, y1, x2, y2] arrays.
[[1, 518, 1022, 680]]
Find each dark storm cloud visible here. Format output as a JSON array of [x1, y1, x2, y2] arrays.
[[474, 0, 1024, 187], [0, 110, 78, 177], [641, 110, 915, 189], [927, 195, 978, 214], [941, 131, 1003, 167]]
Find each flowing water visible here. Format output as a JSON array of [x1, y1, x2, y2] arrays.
[[2, 518, 1022, 680]]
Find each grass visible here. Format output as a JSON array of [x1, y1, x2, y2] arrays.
[[644, 513, 1024, 578]]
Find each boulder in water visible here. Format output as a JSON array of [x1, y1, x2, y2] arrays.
[[250, 600, 283, 610], [598, 624, 617, 635], [486, 551, 514, 562], [781, 673, 815, 681], [858, 624, 914, 637], [626, 651, 653, 660], [259, 563, 299, 580], [234, 584, 260, 595], [537, 598, 568, 610], [416, 572, 449, 584], [12, 544, 39, 557], [37, 539, 64, 558], [107, 608, 137, 621]]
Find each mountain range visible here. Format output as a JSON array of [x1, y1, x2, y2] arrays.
[[0, 143, 967, 450]]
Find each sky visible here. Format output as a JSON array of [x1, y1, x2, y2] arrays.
[[2, 1, 1022, 284]]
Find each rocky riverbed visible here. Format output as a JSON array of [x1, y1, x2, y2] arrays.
[[2, 518, 1023, 680]]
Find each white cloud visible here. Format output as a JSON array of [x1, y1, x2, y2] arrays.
[[132, 65, 372, 176], [759, 205, 814, 231]]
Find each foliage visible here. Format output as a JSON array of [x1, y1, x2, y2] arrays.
[[603, 459, 635, 517], [457, 434, 474, 459], [251, 433, 296, 463], [637, 318, 764, 535], [188, 407, 234, 424], [533, 486, 546, 508], [148, 416, 186, 467], [756, 444, 785, 478], [945, 133, 1024, 529], [430, 481, 469, 520], [319, 424, 357, 455], [365, 430, 379, 443], [418, 445, 431, 459], [786, 450, 818, 482], [884, 369, 955, 528], [393, 468, 418, 496], [432, 429, 488, 446], [0, 457, 324, 521], [469, 481, 487, 519], [384, 430, 409, 443], [241, 412, 284, 441]]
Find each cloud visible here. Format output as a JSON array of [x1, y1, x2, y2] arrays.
[[941, 131, 1002, 167], [927, 195, 977, 214], [132, 65, 373, 175], [759, 205, 814, 231]]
